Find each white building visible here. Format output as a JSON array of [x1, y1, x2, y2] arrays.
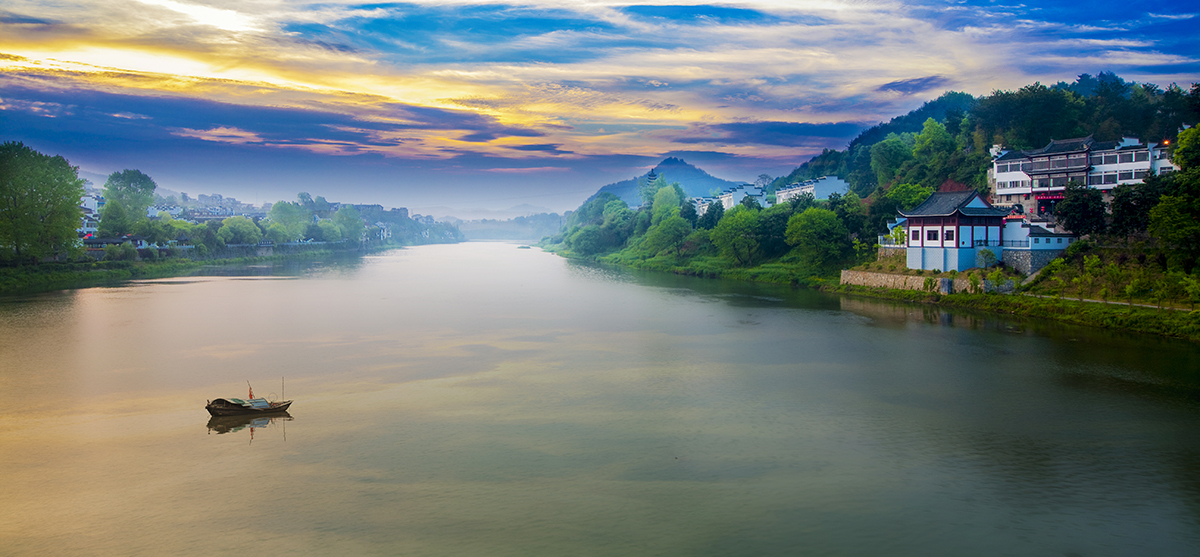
[[991, 135, 1178, 215], [775, 176, 849, 203]]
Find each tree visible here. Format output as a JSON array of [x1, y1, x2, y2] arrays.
[[568, 224, 606, 255], [710, 206, 760, 266], [757, 203, 795, 259], [217, 216, 263, 245], [651, 186, 681, 225], [0, 142, 85, 263], [679, 199, 698, 226], [97, 199, 134, 238], [740, 195, 763, 211], [1109, 179, 1163, 235], [870, 135, 914, 187], [785, 207, 851, 271], [332, 205, 365, 242], [103, 169, 157, 217], [643, 215, 691, 256], [267, 201, 311, 241], [697, 201, 724, 230], [1172, 127, 1200, 171], [1056, 182, 1107, 236]]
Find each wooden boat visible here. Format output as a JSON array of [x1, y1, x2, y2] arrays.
[[205, 397, 293, 416]]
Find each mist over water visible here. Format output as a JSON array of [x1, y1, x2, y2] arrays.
[[2, 243, 1199, 556]]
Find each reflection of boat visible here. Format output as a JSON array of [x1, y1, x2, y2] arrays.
[[205, 397, 293, 416], [206, 412, 292, 434]]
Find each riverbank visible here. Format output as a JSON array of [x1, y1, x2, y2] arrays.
[[828, 283, 1200, 342], [0, 246, 385, 296], [549, 248, 1200, 343]]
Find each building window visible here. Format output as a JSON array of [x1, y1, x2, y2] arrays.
[[1119, 152, 1134, 164], [1087, 174, 1103, 185], [1052, 176, 1069, 187], [1032, 160, 1050, 171], [945, 230, 955, 241], [1103, 174, 1118, 184], [1119, 171, 1133, 181], [927, 230, 939, 241], [1034, 238, 1040, 244], [1134, 170, 1148, 179], [1090, 155, 1104, 166], [911, 230, 918, 241], [1057, 238, 1063, 244], [1104, 154, 1118, 165], [1135, 151, 1149, 162]]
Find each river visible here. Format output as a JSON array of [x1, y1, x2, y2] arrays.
[[1, 243, 1199, 555]]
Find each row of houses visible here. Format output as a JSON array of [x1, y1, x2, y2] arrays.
[[693, 176, 849, 215]]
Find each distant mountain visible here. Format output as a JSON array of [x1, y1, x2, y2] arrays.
[[590, 157, 743, 206]]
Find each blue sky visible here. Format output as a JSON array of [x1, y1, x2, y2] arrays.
[[1, 1, 1197, 216]]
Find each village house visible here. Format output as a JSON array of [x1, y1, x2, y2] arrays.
[[990, 135, 1179, 215], [900, 190, 1075, 273]]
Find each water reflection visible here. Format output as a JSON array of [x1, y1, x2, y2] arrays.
[[206, 412, 292, 435]]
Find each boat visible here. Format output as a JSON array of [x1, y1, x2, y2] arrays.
[[205, 397, 293, 416]]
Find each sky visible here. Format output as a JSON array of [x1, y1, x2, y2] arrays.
[[1, 1, 1198, 217]]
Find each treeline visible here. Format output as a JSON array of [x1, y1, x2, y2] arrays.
[[542, 174, 880, 283], [772, 72, 1200, 236], [0, 141, 462, 266]]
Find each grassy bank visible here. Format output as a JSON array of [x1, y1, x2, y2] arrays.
[[829, 283, 1200, 342], [0, 247, 370, 296], [552, 247, 834, 289]]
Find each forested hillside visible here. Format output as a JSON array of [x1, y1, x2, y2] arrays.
[[543, 72, 1200, 287]]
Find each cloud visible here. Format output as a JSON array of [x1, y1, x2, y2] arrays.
[[877, 76, 951, 95], [0, 0, 1197, 212], [671, 121, 866, 147]]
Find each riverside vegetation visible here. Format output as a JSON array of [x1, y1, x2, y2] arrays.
[[543, 72, 1200, 341], [1, 141, 462, 295]]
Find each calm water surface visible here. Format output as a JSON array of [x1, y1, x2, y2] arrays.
[[2, 243, 1199, 556]]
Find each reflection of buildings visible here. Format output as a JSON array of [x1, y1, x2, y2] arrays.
[[991, 135, 1179, 216]]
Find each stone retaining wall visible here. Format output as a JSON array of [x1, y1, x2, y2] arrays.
[[1003, 249, 1063, 275], [841, 269, 1015, 295]]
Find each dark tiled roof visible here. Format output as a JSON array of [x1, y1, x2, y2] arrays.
[[1041, 136, 1093, 154], [900, 191, 1008, 218], [1025, 224, 1072, 236], [995, 150, 1029, 162], [1091, 140, 1121, 151]]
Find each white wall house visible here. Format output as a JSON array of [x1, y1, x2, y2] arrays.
[[901, 191, 1012, 272], [991, 135, 1179, 215], [719, 185, 762, 209]]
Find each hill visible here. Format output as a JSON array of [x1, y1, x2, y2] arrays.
[[590, 157, 742, 206]]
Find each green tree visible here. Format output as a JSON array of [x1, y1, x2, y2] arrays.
[[217, 216, 263, 245], [317, 220, 343, 241], [568, 224, 606, 255], [1056, 182, 1107, 236], [697, 202, 724, 230], [267, 201, 311, 241], [885, 182, 934, 211], [710, 206, 760, 266], [785, 207, 851, 271], [651, 186, 681, 225], [102, 169, 157, 217], [1171, 126, 1200, 170], [97, 199, 134, 238], [0, 142, 85, 263], [643, 215, 691, 256], [869, 135, 914, 188], [332, 205, 365, 242]]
